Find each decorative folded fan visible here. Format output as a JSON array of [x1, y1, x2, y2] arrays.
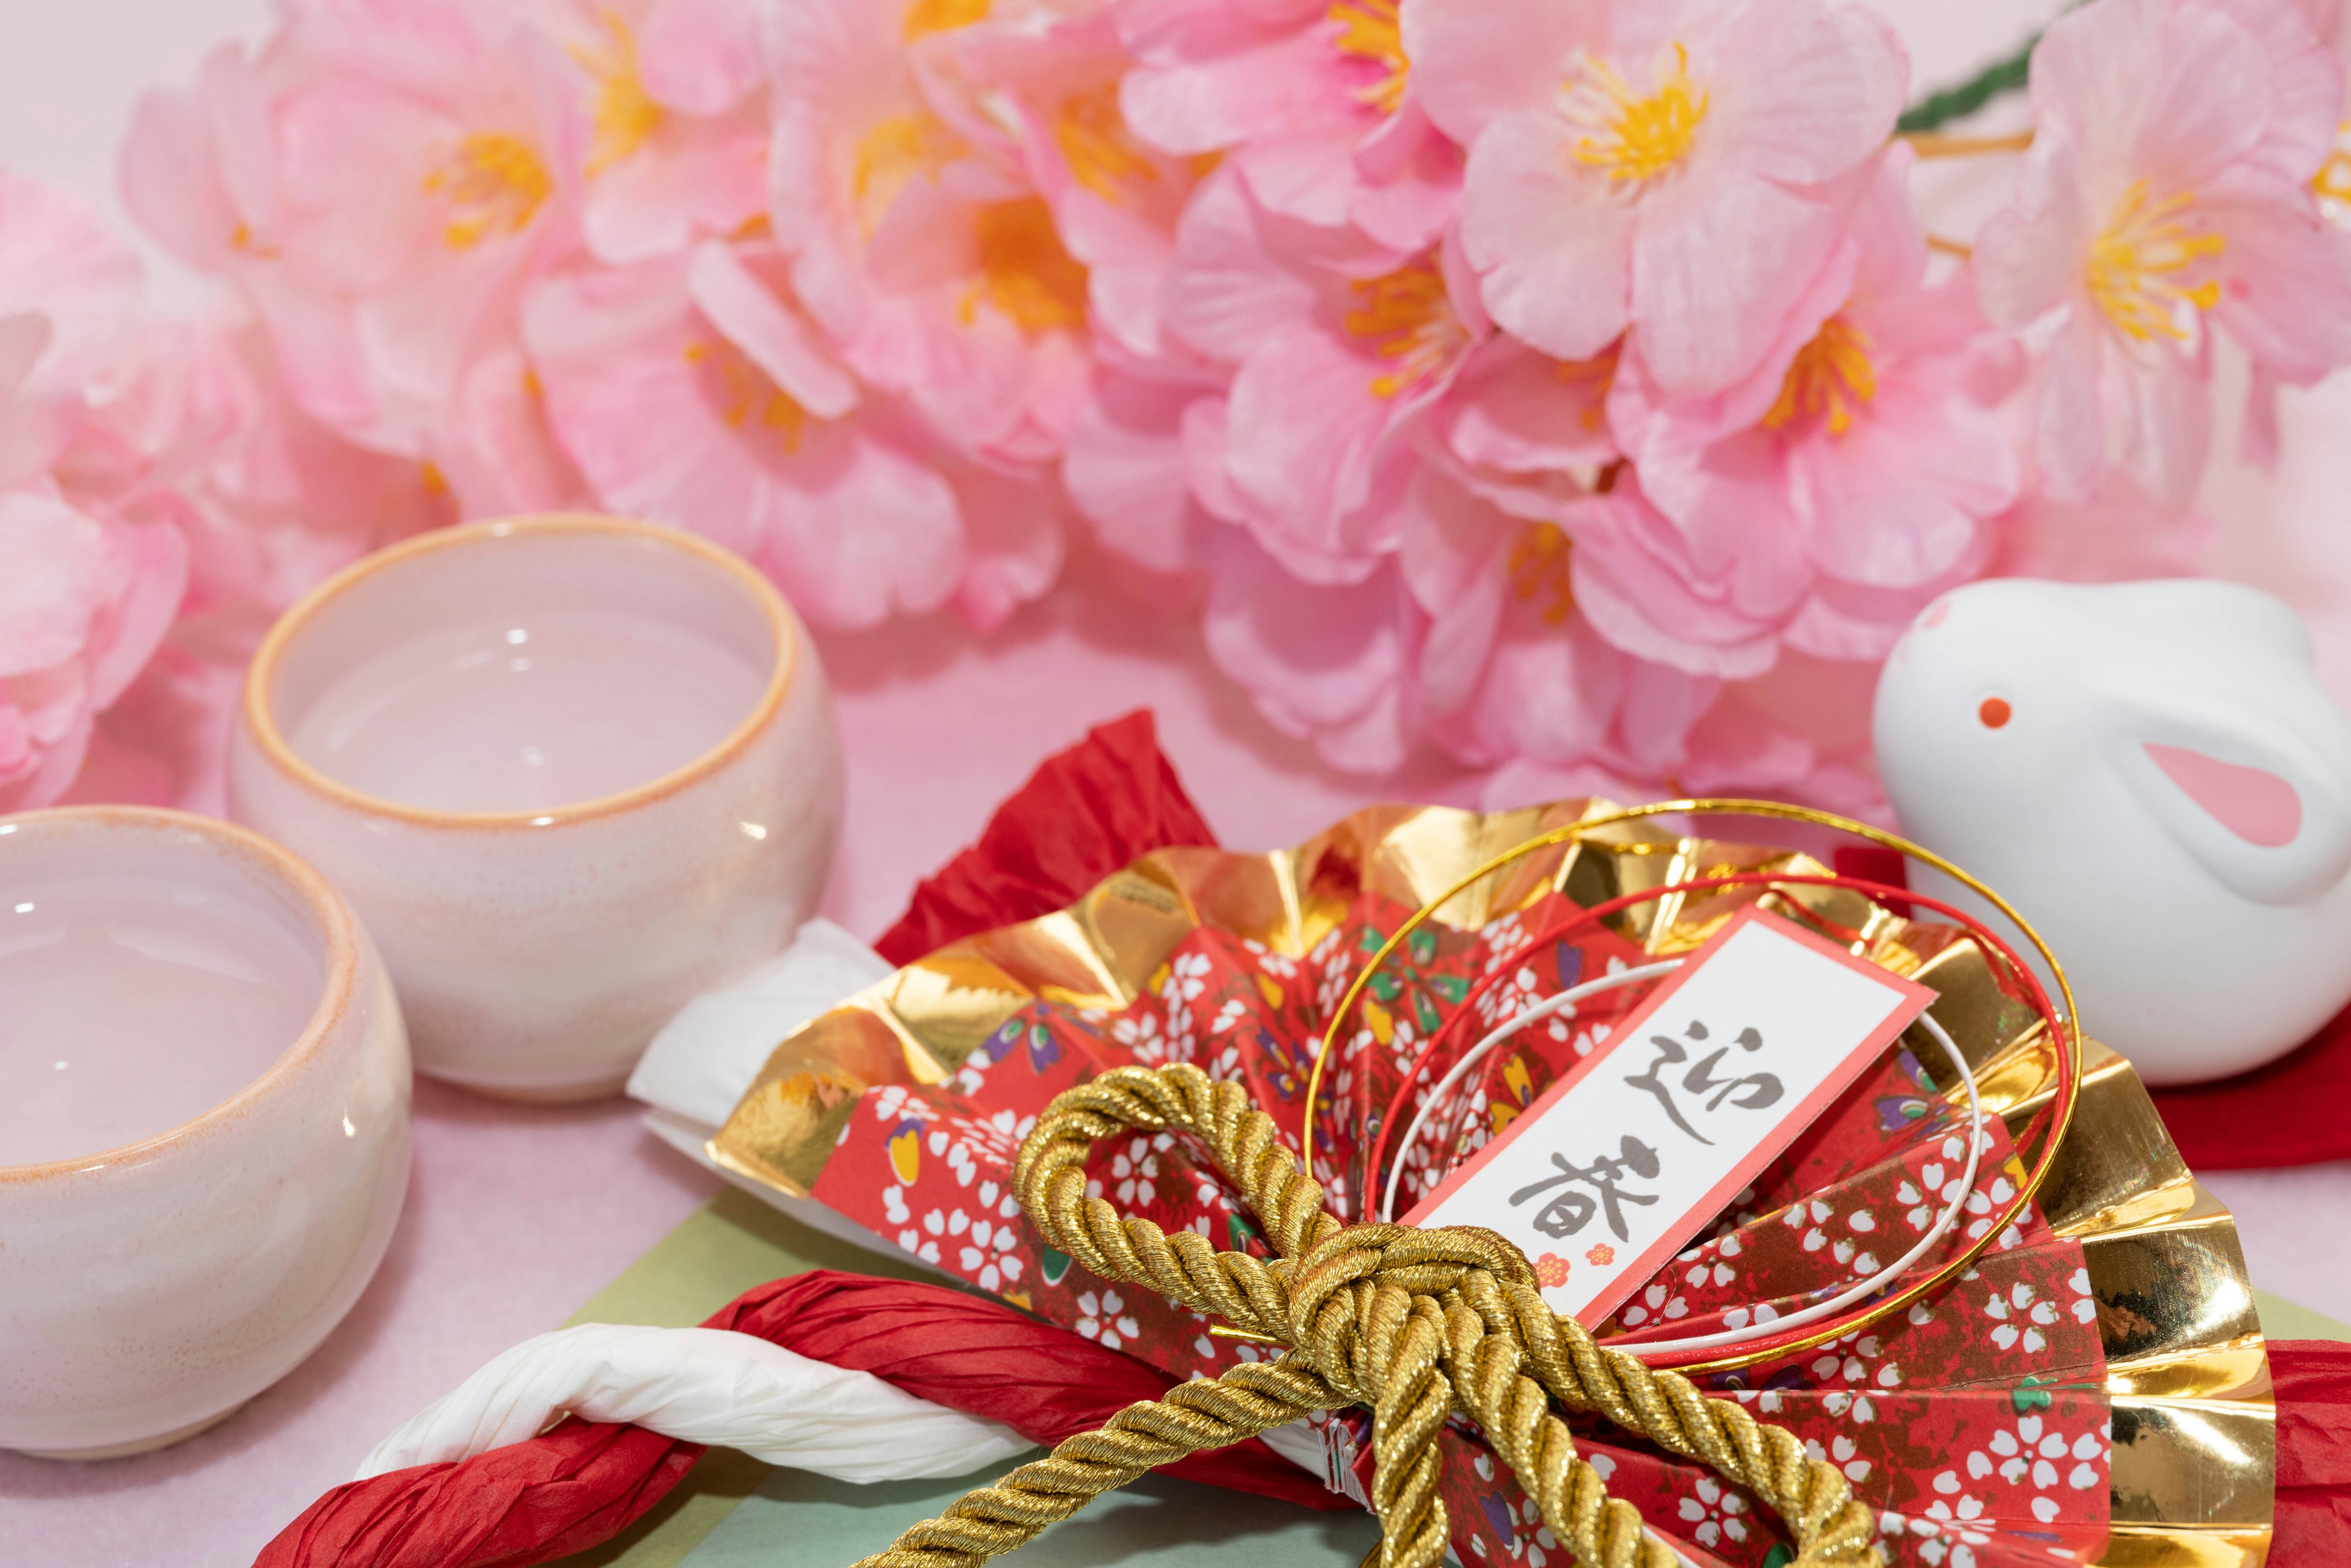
[[709, 800, 2274, 1568]]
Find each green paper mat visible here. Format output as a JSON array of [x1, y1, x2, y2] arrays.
[[547, 1187, 2351, 1567]]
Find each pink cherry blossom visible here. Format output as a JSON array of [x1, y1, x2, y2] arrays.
[[0, 173, 190, 812], [525, 239, 1058, 629], [1605, 148, 2017, 662], [1160, 168, 1459, 579], [1412, 0, 1907, 395], [544, 0, 770, 265], [1157, 167, 1610, 585], [1116, 0, 1462, 251], [935, 7, 1209, 362], [764, 0, 1094, 471], [1190, 455, 1891, 800], [1, 490, 188, 812], [1974, 0, 2351, 507], [1199, 527, 1422, 772], [1397, 465, 1652, 771], [1062, 364, 1226, 574], [120, 0, 591, 514]]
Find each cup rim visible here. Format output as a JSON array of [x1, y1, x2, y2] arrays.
[[0, 805, 361, 1184], [239, 512, 799, 830]]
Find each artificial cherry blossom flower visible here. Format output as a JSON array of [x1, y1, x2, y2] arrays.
[[1116, 0, 1461, 250], [1607, 148, 2017, 658], [541, 0, 771, 265], [764, 0, 1093, 471], [0, 490, 187, 812], [1412, 0, 1907, 395], [0, 173, 189, 812], [1398, 465, 1654, 771], [1157, 186, 1617, 576], [932, 6, 1209, 361], [120, 0, 591, 512], [1974, 0, 2351, 506], [525, 239, 1056, 629], [1199, 527, 1421, 771]]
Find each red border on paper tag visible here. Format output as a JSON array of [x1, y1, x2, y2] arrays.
[[1401, 904, 1938, 1327]]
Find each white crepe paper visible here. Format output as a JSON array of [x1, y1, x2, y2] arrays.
[[359, 1322, 1031, 1482]]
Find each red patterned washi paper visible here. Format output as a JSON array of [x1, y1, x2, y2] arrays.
[[808, 884, 2109, 1568]]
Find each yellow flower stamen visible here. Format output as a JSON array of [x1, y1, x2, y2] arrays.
[[2313, 121, 2351, 223], [1553, 347, 1619, 433], [964, 198, 1090, 332], [1344, 261, 1466, 398], [574, 10, 662, 175], [1056, 84, 1159, 204], [1763, 315, 1877, 437], [853, 113, 966, 237], [422, 133, 553, 249], [1508, 523, 1574, 626], [684, 338, 811, 455], [903, 0, 990, 39], [2085, 180, 2224, 343], [1564, 42, 1708, 185], [1328, 0, 1409, 116]]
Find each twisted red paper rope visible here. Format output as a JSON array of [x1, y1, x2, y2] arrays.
[[253, 1270, 1348, 1568]]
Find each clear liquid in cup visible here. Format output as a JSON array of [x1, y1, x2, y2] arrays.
[[0, 874, 323, 1166], [285, 607, 768, 814]]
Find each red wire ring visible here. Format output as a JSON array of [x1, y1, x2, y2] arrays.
[[1363, 869, 2060, 1209], [1346, 869, 2070, 1370]]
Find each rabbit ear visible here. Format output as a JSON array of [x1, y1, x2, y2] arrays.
[[2114, 699, 2351, 905]]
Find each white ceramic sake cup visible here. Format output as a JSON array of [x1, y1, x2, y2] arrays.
[[228, 514, 841, 1100], [0, 807, 411, 1458]]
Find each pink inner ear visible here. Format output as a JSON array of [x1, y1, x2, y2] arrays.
[[2145, 743, 2303, 847]]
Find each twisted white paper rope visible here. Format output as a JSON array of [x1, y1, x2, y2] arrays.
[[358, 1322, 1030, 1482]]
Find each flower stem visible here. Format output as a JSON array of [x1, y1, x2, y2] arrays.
[[1903, 130, 2034, 159]]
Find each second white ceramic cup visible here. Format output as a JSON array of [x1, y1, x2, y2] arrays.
[[228, 514, 842, 1100]]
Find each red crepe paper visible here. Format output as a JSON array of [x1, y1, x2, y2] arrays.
[[253, 1424, 697, 1568], [710, 1272, 1344, 1509], [254, 1272, 1344, 1568], [2273, 1340, 2351, 1562], [874, 710, 1218, 967], [2148, 1015, 2351, 1169]]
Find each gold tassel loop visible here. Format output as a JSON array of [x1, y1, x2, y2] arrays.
[[854, 1063, 1883, 1568]]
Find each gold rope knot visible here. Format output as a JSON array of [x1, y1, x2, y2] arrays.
[[856, 1063, 1883, 1568]]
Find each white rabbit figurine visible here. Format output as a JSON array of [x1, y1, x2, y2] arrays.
[[1872, 577, 2351, 1085]]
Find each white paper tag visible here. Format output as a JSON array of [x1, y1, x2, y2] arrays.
[[1403, 905, 1934, 1327]]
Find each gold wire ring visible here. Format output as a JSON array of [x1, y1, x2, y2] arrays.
[[1299, 798, 2083, 1376]]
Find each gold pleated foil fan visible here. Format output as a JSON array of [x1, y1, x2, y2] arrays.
[[712, 800, 2274, 1568]]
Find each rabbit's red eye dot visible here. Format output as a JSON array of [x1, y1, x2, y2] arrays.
[[1979, 697, 2012, 729]]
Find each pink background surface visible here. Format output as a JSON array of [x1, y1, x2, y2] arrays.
[[7, 3, 2351, 1562]]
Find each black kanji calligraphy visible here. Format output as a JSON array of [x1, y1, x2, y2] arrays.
[[1507, 1135, 1661, 1242], [1623, 1019, 1784, 1146]]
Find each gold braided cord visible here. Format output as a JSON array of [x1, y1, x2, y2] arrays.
[[1302, 798, 2084, 1375], [853, 1064, 1883, 1568]]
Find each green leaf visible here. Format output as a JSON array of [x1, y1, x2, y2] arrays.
[[1414, 992, 1443, 1035]]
